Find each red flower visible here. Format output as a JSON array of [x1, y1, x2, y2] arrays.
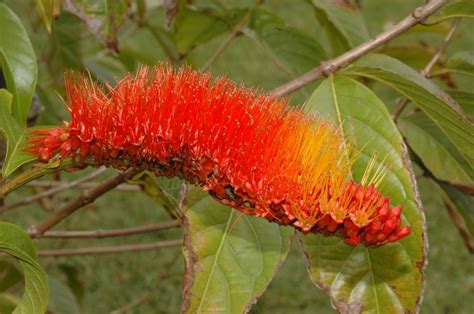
[[27, 65, 411, 246]]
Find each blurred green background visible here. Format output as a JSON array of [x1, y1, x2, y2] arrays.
[[1, 0, 473, 313]]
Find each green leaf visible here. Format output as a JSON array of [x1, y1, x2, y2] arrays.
[[399, 112, 474, 184], [182, 196, 293, 313], [302, 76, 426, 313], [34, 0, 60, 33], [128, 172, 180, 219], [0, 260, 23, 292], [0, 222, 49, 314], [64, 0, 131, 51], [0, 293, 20, 313], [309, 0, 369, 55], [343, 54, 474, 168], [0, 2, 38, 125], [58, 264, 85, 304], [48, 276, 81, 314], [0, 90, 36, 177], [408, 22, 454, 35], [173, 6, 245, 55], [247, 8, 326, 76], [436, 183, 474, 251], [120, 22, 174, 67], [427, 0, 474, 24], [379, 45, 437, 71], [50, 12, 83, 71], [104, 0, 131, 40], [448, 90, 474, 118], [442, 51, 474, 77], [83, 54, 128, 83]]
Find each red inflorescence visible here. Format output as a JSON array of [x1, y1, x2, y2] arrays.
[[27, 65, 411, 246]]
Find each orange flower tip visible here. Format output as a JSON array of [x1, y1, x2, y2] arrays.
[[26, 64, 410, 247]]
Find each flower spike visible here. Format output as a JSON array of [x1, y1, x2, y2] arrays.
[[27, 64, 411, 246]]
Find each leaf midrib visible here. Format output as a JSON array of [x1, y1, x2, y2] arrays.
[[196, 210, 235, 313]]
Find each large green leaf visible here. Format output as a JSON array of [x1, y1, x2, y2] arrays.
[[182, 196, 293, 313], [399, 112, 474, 184], [0, 293, 20, 313], [302, 76, 426, 313], [104, 0, 131, 41], [448, 90, 474, 118], [83, 54, 128, 83], [50, 12, 83, 72], [0, 2, 38, 125], [246, 8, 326, 77], [379, 45, 437, 71], [0, 222, 49, 314], [64, 0, 131, 51], [309, 0, 369, 55], [343, 54, 474, 168], [34, 0, 61, 33], [427, 0, 474, 24], [440, 184, 474, 242], [48, 276, 81, 314], [440, 51, 474, 77], [0, 89, 36, 177], [173, 6, 245, 55], [0, 260, 22, 292]]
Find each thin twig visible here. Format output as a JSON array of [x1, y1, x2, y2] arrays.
[[177, 182, 188, 220], [26, 181, 140, 191], [392, 18, 460, 120], [422, 19, 460, 76], [445, 202, 474, 253], [200, 11, 251, 71], [37, 239, 182, 257], [0, 159, 80, 199], [0, 167, 107, 213], [28, 168, 141, 238], [408, 142, 473, 195], [36, 220, 181, 239], [271, 0, 447, 98]]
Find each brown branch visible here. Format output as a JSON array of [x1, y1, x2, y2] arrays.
[[271, 0, 447, 98], [28, 167, 142, 238], [408, 142, 473, 195], [0, 167, 107, 213], [36, 220, 181, 239], [445, 202, 474, 253], [392, 18, 460, 120], [37, 239, 182, 257], [26, 181, 140, 191]]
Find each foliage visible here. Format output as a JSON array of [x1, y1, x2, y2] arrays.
[[0, 0, 473, 313], [0, 222, 49, 314]]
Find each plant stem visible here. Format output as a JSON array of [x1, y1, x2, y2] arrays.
[[392, 18, 460, 120], [38, 239, 182, 257], [271, 0, 447, 98], [0, 159, 79, 198], [26, 181, 140, 191], [37, 220, 181, 239], [28, 167, 141, 238], [0, 167, 107, 213]]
